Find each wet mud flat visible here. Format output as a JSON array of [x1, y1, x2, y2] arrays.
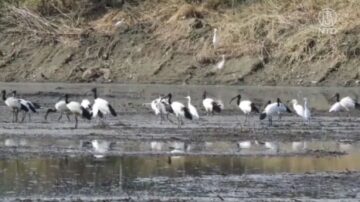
[[0, 83, 360, 201]]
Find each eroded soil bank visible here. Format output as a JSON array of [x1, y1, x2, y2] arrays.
[[0, 1, 360, 86]]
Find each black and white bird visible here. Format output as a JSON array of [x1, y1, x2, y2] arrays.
[[202, 91, 223, 115], [91, 88, 117, 123], [163, 93, 192, 128], [230, 94, 259, 122], [185, 96, 199, 120], [2, 90, 27, 122], [329, 93, 360, 112], [12, 90, 40, 122], [44, 98, 71, 121], [259, 98, 292, 126], [64, 94, 92, 128], [81, 99, 92, 112]]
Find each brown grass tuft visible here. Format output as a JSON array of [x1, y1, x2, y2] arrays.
[[167, 4, 203, 23]]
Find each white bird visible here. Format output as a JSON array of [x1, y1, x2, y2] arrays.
[[45, 99, 71, 121], [259, 98, 292, 126], [151, 97, 161, 115], [202, 91, 223, 115], [163, 93, 192, 128], [114, 19, 124, 27], [291, 99, 304, 117], [215, 54, 225, 70], [2, 90, 25, 122], [212, 28, 219, 49], [185, 96, 199, 120], [91, 139, 113, 158], [91, 88, 117, 123], [12, 90, 40, 122], [329, 93, 360, 112], [230, 94, 259, 122], [291, 98, 311, 123], [150, 96, 172, 124], [303, 98, 311, 123], [237, 141, 252, 149], [65, 94, 92, 128]]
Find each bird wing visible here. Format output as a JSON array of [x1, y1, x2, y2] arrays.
[[329, 102, 342, 112], [151, 99, 160, 115], [95, 98, 110, 115], [293, 104, 304, 117], [340, 97, 355, 110], [239, 100, 252, 114], [189, 104, 199, 119]]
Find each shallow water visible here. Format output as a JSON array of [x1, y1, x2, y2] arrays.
[[1, 153, 360, 197], [1, 82, 360, 200]]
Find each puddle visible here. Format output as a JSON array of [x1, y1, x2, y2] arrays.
[[0, 154, 360, 197]]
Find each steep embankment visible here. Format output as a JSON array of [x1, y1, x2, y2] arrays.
[[0, 0, 359, 86]]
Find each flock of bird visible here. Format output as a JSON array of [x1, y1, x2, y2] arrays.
[[150, 91, 360, 127], [2, 87, 360, 129], [2, 88, 117, 128]]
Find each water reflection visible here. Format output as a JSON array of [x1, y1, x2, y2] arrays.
[[1, 138, 360, 156], [1, 154, 360, 196]]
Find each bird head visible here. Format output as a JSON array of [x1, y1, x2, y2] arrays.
[[214, 28, 217, 33], [332, 93, 340, 101], [185, 96, 191, 100], [11, 90, 17, 97]]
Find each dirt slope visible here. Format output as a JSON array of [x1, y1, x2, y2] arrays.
[[0, 0, 359, 86]]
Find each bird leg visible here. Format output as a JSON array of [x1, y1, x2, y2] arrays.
[[244, 114, 249, 125], [66, 114, 71, 121], [28, 113, 31, 122], [12, 109, 15, 123], [177, 117, 181, 128], [268, 116, 273, 126], [166, 114, 176, 125], [57, 112, 63, 121], [14, 109, 19, 123], [21, 112, 26, 123], [74, 116, 78, 129], [159, 113, 164, 125]]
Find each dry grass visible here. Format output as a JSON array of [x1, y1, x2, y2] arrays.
[[2, 0, 360, 65]]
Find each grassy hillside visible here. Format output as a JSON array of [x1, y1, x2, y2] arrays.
[[0, 0, 359, 86]]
